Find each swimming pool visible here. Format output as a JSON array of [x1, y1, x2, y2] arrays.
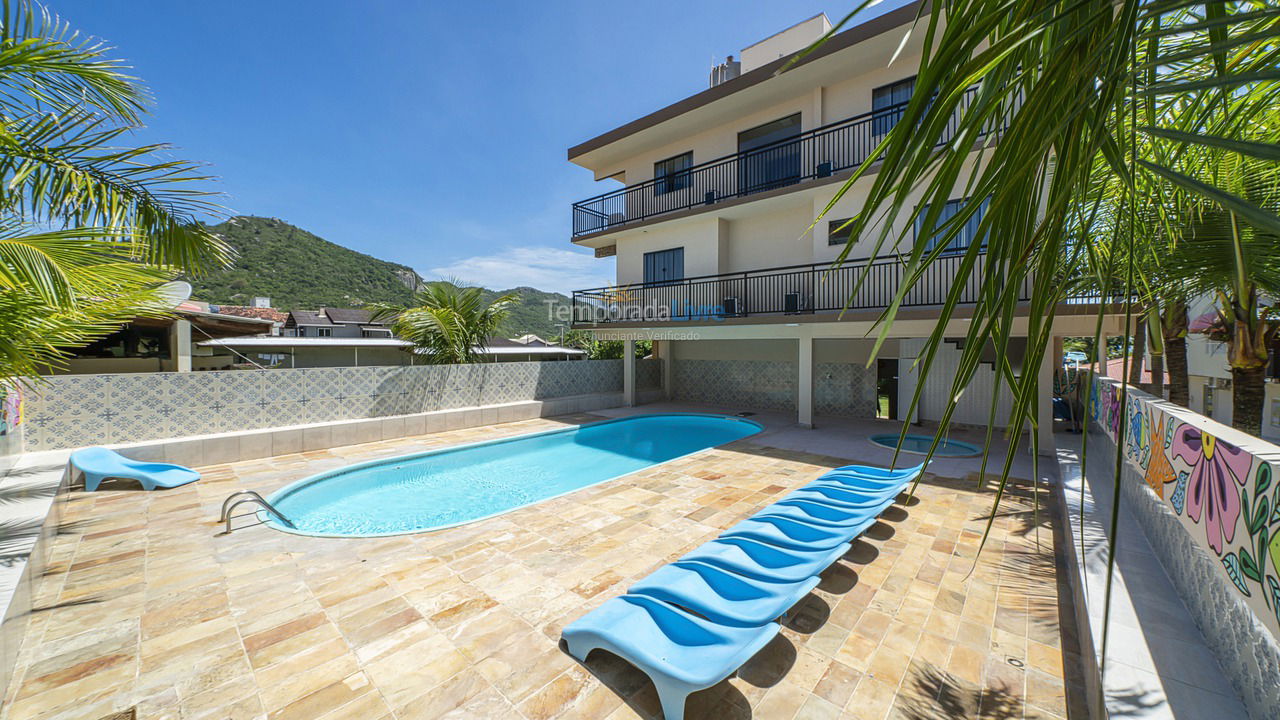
[[868, 433, 982, 457], [265, 414, 762, 537]]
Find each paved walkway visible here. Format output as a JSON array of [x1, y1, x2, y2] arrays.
[[3, 413, 1081, 720]]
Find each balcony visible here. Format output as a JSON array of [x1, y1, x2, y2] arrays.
[[571, 86, 989, 238], [570, 250, 1035, 326]]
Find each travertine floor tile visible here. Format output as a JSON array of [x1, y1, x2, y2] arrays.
[[4, 413, 1080, 720]]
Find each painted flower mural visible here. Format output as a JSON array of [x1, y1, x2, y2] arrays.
[[1172, 425, 1252, 554]]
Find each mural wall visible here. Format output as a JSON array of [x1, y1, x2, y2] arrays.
[[0, 381, 22, 468], [1089, 374, 1280, 641]]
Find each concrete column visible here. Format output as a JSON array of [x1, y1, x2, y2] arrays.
[[170, 319, 192, 373], [623, 339, 636, 407], [1096, 331, 1108, 377], [898, 338, 925, 424], [1038, 338, 1057, 455], [658, 340, 674, 400], [798, 336, 814, 429]]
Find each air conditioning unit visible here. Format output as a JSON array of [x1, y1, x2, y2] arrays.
[[784, 291, 803, 314], [722, 297, 739, 317]]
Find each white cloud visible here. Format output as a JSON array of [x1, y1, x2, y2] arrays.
[[428, 246, 614, 295]]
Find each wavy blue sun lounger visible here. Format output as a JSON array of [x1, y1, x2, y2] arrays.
[[628, 560, 820, 628], [680, 536, 850, 583], [562, 594, 779, 720], [755, 498, 887, 530], [788, 483, 903, 509], [829, 461, 925, 478], [817, 469, 918, 494], [70, 447, 200, 492], [719, 514, 851, 551]]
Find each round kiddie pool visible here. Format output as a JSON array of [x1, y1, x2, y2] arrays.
[[868, 433, 982, 457], [264, 413, 762, 538]]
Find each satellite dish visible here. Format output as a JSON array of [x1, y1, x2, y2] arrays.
[[156, 280, 193, 309]]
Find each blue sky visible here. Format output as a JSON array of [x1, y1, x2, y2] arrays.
[[54, 1, 906, 294]]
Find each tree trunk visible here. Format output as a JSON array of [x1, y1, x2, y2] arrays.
[[1165, 334, 1190, 407], [1149, 353, 1165, 398], [1231, 364, 1266, 437], [1128, 320, 1146, 386], [1163, 300, 1190, 408]]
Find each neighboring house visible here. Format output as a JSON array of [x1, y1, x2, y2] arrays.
[[50, 300, 274, 375], [1180, 296, 1280, 442], [283, 308, 394, 339], [479, 337, 585, 362], [196, 335, 584, 369], [566, 5, 1124, 439], [211, 304, 290, 335]]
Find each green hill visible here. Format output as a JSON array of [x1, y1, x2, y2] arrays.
[[187, 216, 572, 338]]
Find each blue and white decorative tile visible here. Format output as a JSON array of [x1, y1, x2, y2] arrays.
[[210, 371, 262, 406], [34, 414, 109, 450], [306, 368, 343, 400], [37, 375, 111, 418], [214, 402, 264, 433], [111, 409, 177, 444]]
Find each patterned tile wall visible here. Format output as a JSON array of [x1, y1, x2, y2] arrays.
[[22, 360, 632, 451], [815, 362, 879, 417], [672, 359, 797, 411], [671, 359, 880, 417], [636, 358, 662, 391]]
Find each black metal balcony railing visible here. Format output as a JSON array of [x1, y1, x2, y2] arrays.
[[570, 251, 1036, 325], [572, 86, 993, 238]]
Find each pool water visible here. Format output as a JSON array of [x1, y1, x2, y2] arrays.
[[868, 433, 982, 457], [266, 414, 762, 537]]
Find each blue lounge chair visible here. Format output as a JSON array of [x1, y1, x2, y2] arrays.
[[69, 447, 200, 492], [789, 483, 901, 508], [754, 499, 884, 532], [680, 536, 850, 583], [817, 470, 917, 494], [628, 560, 820, 627], [720, 514, 850, 551], [562, 594, 778, 720], [829, 462, 925, 478]]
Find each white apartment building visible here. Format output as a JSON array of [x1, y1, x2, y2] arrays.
[[567, 4, 1124, 444]]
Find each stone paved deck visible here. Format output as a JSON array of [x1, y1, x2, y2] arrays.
[[2, 414, 1083, 720]]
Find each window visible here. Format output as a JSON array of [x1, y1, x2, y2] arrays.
[[296, 327, 306, 337], [738, 113, 802, 193], [362, 328, 391, 338], [1204, 386, 1214, 416], [828, 217, 854, 246], [317, 327, 333, 337], [654, 152, 692, 195], [914, 197, 990, 254], [872, 76, 915, 134], [643, 247, 684, 284]]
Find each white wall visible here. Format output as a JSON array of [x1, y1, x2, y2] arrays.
[[615, 216, 726, 285], [740, 14, 832, 73], [916, 341, 1017, 427]]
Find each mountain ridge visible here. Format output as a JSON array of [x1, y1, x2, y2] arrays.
[[186, 216, 572, 338]]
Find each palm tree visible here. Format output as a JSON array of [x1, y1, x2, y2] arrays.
[[1163, 160, 1280, 436], [809, 0, 1279, 457], [803, 0, 1279, 693], [0, 1, 229, 382], [373, 283, 517, 364]]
